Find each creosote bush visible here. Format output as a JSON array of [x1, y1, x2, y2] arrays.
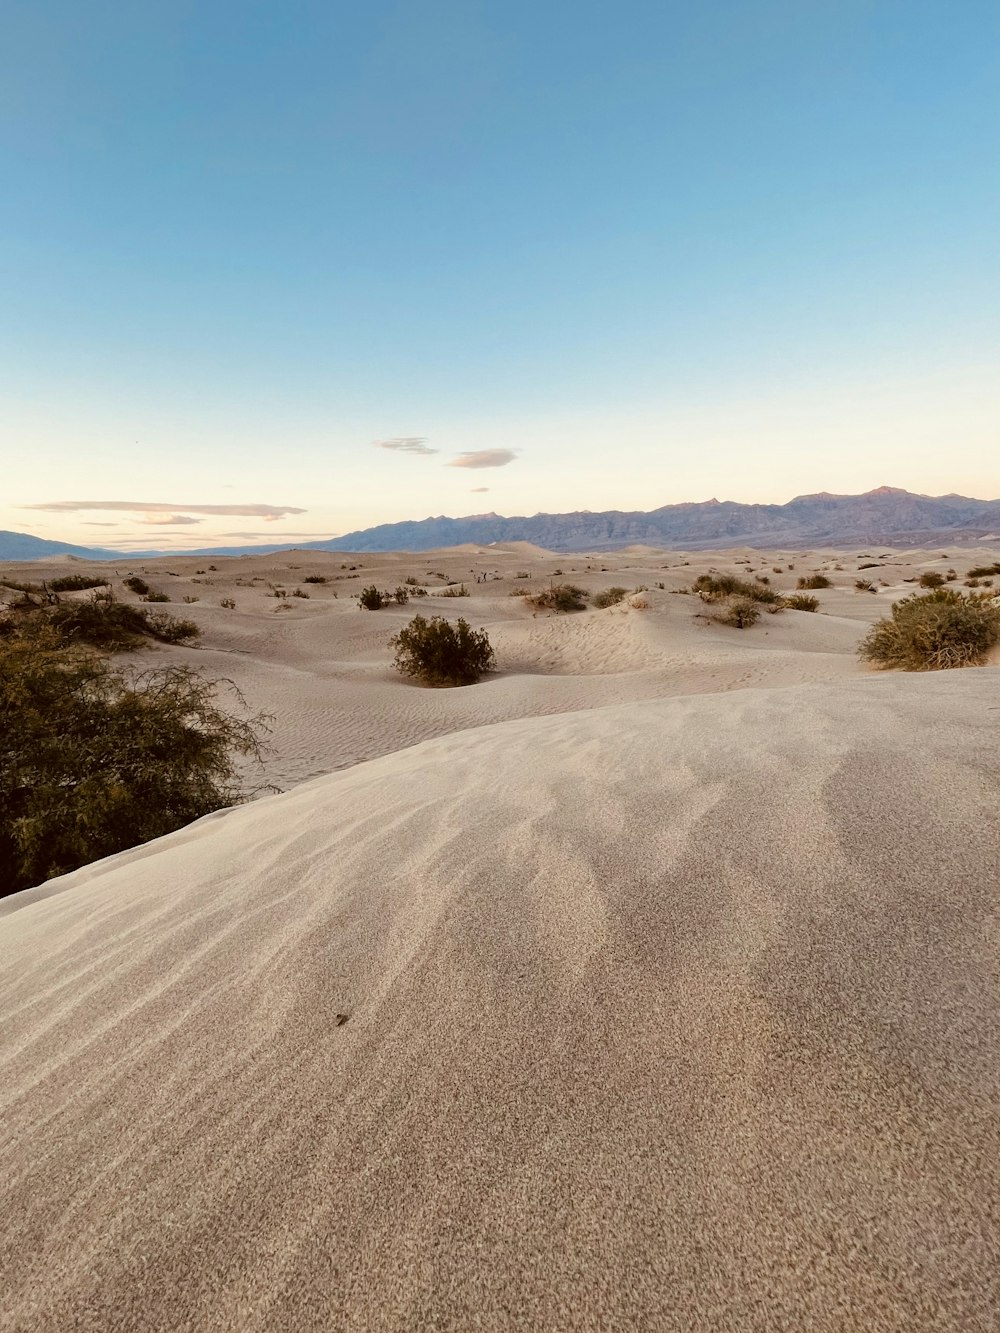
[[390, 614, 495, 687], [48, 574, 109, 593], [303, 575, 327, 584], [797, 574, 832, 589], [528, 584, 588, 612], [967, 563, 1000, 578], [692, 573, 779, 604], [358, 585, 386, 610], [859, 588, 1000, 671], [439, 583, 470, 598], [714, 596, 760, 628], [592, 586, 628, 608], [918, 572, 945, 589], [1, 590, 199, 650], [0, 622, 269, 895]]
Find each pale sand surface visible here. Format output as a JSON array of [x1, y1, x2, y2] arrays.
[[2, 544, 1000, 1330]]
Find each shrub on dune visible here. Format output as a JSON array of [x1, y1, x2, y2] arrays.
[[859, 588, 1000, 671], [528, 584, 588, 612], [781, 593, 820, 612], [390, 614, 495, 687], [358, 585, 386, 610], [1, 590, 199, 650], [796, 574, 832, 589], [47, 574, 109, 593], [714, 596, 760, 628], [918, 572, 945, 589], [592, 587, 628, 608], [0, 622, 269, 895], [693, 574, 779, 605]]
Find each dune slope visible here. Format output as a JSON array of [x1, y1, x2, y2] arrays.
[[2, 672, 999, 1331]]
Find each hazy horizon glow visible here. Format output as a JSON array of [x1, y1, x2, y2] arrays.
[[2, 2, 998, 549]]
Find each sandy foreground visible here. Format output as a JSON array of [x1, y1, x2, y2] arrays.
[[2, 542, 999, 1330]]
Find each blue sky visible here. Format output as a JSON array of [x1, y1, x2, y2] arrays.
[[2, 0, 998, 548]]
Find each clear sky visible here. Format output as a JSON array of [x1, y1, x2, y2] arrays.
[[2, 1, 998, 549]]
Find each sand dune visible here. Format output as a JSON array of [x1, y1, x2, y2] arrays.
[[2, 543, 999, 1329], [2, 673, 999, 1330]]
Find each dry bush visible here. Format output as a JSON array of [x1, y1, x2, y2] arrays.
[[854, 579, 876, 592], [123, 575, 150, 595], [918, 572, 945, 589], [1, 590, 199, 650], [358, 585, 386, 610], [859, 588, 1000, 671], [592, 586, 627, 608], [796, 574, 831, 589], [390, 614, 495, 687], [781, 594, 820, 611], [439, 583, 470, 598], [528, 584, 588, 612], [303, 575, 327, 583], [0, 622, 269, 895], [47, 574, 109, 592], [714, 596, 760, 628], [693, 573, 779, 604]]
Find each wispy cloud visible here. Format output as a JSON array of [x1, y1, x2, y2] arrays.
[[21, 500, 307, 519], [470, 487, 490, 492], [82, 522, 120, 527], [374, 436, 438, 456], [219, 531, 337, 539], [447, 449, 517, 469], [140, 513, 204, 526]]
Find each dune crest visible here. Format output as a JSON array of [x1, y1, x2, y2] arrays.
[[2, 673, 998, 1331]]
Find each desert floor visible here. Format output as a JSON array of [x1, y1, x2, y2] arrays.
[[2, 542, 999, 1331]]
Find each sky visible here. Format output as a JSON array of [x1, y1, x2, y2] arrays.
[[2, 0, 998, 550]]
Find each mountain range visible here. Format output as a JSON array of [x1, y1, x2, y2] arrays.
[[4, 488, 1000, 561]]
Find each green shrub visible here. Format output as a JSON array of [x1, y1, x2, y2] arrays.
[[693, 574, 779, 604], [439, 583, 470, 598], [47, 574, 109, 592], [918, 571, 945, 589], [1, 591, 200, 651], [859, 588, 1000, 671], [390, 614, 495, 687], [967, 563, 1000, 578], [123, 575, 150, 595], [796, 574, 831, 589], [0, 623, 269, 895], [359, 585, 386, 610], [592, 586, 628, 608], [528, 584, 588, 612], [392, 586, 410, 605], [781, 594, 820, 612]]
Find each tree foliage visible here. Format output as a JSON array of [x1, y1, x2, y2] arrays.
[[0, 623, 269, 895]]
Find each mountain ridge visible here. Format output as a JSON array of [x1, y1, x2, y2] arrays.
[[3, 487, 999, 560]]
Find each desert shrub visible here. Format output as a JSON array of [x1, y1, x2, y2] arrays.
[[220, 598, 236, 609], [946, 569, 957, 581], [715, 597, 760, 628], [389, 614, 495, 687], [859, 588, 1000, 671], [392, 586, 410, 605], [918, 571, 945, 589], [781, 594, 820, 611], [797, 574, 831, 589], [48, 574, 109, 592], [0, 623, 268, 895], [854, 579, 876, 592], [404, 576, 420, 586], [145, 591, 171, 603], [693, 574, 779, 604], [509, 587, 532, 597], [858, 562, 881, 570], [439, 583, 470, 598], [123, 575, 150, 595], [303, 575, 327, 584], [528, 584, 588, 612], [359, 585, 386, 610], [515, 571, 530, 579], [1, 591, 200, 651], [967, 563, 1000, 578], [592, 586, 628, 608], [183, 595, 200, 603], [292, 588, 310, 598]]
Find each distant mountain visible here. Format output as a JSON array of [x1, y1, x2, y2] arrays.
[[308, 487, 1000, 553], [0, 530, 120, 561], [3, 488, 1000, 562]]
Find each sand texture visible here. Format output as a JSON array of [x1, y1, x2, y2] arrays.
[[2, 543, 1000, 1330]]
